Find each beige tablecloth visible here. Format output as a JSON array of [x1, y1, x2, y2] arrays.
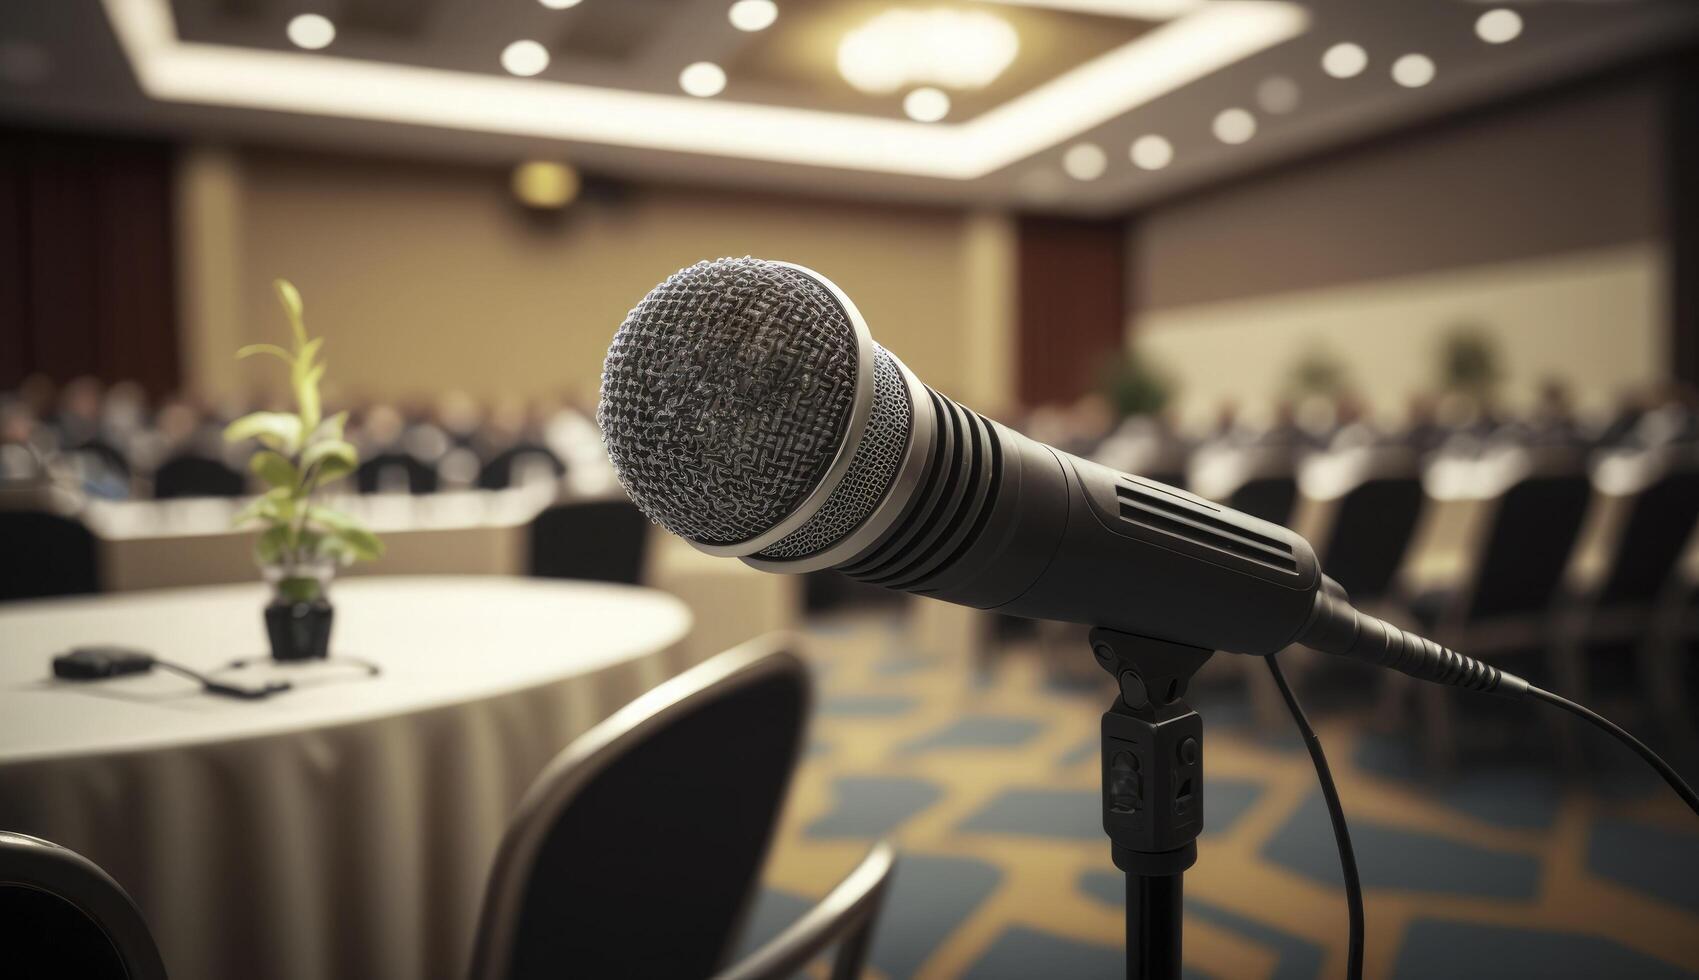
[[0, 577, 691, 980]]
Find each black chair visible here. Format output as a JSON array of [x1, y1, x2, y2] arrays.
[[152, 454, 245, 499], [527, 498, 650, 585], [477, 446, 566, 491], [1403, 462, 1593, 771], [355, 452, 440, 495], [0, 511, 99, 601], [1563, 455, 1699, 738], [1228, 474, 1298, 528], [1314, 467, 1425, 608], [0, 831, 167, 980], [467, 636, 895, 980]]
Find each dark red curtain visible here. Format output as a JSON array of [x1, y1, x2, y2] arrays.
[[0, 128, 179, 396], [1015, 215, 1128, 407]]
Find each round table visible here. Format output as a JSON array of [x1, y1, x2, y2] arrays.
[[0, 576, 691, 980]]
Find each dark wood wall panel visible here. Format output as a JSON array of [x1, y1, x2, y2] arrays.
[[1, 129, 179, 395], [1015, 215, 1127, 407]]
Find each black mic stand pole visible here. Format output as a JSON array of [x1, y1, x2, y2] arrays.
[[1090, 628, 1214, 980]]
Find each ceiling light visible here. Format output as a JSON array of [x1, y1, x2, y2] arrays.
[[838, 8, 1018, 95], [679, 61, 726, 98], [512, 160, 581, 208], [1129, 135, 1172, 170], [982, 0, 1202, 17], [1475, 9, 1522, 45], [1256, 75, 1299, 114], [501, 40, 549, 77], [1391, 53, 1434, 88], [728, 0, 778, 32], [903, 87, 950, 122], [1321, 42, 1367, 79], [1063, 142, 1107, 181], [286, 14, 335, 51], [539, 0, 582, 8], [103, 0, 1307, 181], [1212, 107, 1255, 144]]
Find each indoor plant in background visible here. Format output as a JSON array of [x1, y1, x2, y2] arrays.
[[225, 280, 383, 660]]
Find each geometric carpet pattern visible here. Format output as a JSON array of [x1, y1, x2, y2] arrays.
[[739, 614, 1699, 978]]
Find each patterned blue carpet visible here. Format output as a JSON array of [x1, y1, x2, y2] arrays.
[[740, 614, 1699, 979]]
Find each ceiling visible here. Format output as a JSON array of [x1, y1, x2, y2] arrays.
[[1, 0, 1696, 214]]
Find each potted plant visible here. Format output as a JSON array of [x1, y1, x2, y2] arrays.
[[224, 280, 383, 661]]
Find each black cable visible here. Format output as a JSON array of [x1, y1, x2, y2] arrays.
[[153, 659, 291, 700], [1526, 684, 1699, 817], [1265, 652, 1364, 980]]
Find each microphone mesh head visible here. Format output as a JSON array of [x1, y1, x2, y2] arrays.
[[598, 257, 860, 545]]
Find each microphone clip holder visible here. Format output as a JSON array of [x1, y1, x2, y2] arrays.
[[1090, 627, 1214, 980]]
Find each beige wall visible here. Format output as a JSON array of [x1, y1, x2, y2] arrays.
[[177, 145, 1015, 412], [1127, 74, 1670, 427], [1136, 243, 1668, 427]]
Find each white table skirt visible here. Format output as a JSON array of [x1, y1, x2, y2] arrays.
[[0, 577, 691, 980]]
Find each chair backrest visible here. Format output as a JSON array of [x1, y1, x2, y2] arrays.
[[527, 498, 649, 585], [0, 511, 99, 601], [1462, 471, 1593, 622], [1228, 474, 1298, 528], [354, 453, 440, 495], [477, 446, 566, 491], [152, 454, 245, 499], [1596, 466, 1699, 606], [468, 637, 810, 980], [1318, 475, 1425, 601], [0, 832, 166, 980]]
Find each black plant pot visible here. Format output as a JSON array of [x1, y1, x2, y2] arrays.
[[265, 598, 334, 661]]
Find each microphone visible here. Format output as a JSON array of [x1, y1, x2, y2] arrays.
[[598, 257, 1521, 697]]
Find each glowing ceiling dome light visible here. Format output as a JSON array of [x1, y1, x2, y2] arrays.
[[837, 8, 1019, 96]]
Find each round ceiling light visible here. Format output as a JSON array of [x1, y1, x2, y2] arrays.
[[903, 87, 950, 123], [1256, 75, 1300, 115], [729, 0, 779, 32], [539, 0, 583, 8], [1129, 135, 1173, 171], [1063, 143, 1107, 181], [1321, 42, 1367, 79], [1212, 108, 1256, 145], [287, 14, 336, 50], [680, 61, 728, 98], [1392, 53, 1435, 88], [501, 40, 550, 77], [1475, 9, 1523, 45]]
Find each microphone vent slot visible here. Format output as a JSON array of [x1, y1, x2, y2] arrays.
[[840, 389, 1002, 589], [1115, 482, 1298, 574]]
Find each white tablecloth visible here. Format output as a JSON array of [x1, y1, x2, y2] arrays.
[[0, 576, 691, 980]]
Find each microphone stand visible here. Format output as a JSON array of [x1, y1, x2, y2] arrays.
[[1090, 628, 1214, 980]]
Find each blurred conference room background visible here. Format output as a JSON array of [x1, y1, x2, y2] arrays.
[[4, 1, 1699, 978]]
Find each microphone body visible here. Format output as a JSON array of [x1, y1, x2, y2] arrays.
[[599, 258, 1523, 696], [790, 396, 1320, 657]]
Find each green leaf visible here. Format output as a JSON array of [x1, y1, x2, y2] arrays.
[[297, 363, 324, 434], [307, 506, 382, 560], [311, 411, 348, 445], [232, 487, 293, 527], [255, 524, 291, 563], [328, 525, 383, 561], [274, 279, 307, 351], [302, 438, 357, 489], [277, 576, 322, 603], [236, 343, 294, 365], [224, 412, 303, 454], [249, 450, 298, 489]]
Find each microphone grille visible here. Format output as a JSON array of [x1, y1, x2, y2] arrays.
[[756, 345, 910, 559], [598, 257, 860, 545]]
